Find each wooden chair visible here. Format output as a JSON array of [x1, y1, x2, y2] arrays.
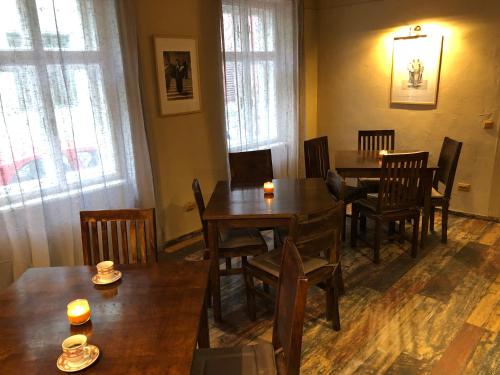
[[228, 149, 273, 185], [304, 136, 330, 179], [80, 208, 157, 265], [191, 238, 308, 375], [351, 152, 428, 263], [429, 137, 462, 243], [244, 204, 344, 331], [192, 178, 268, 277], [358, 129, 396, 193], [326, 169, 367, 241], [358, 129, 395, 151]]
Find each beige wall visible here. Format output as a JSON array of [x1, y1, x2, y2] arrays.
[[134, 0, 227, 242], [316, 0, 500, 217]]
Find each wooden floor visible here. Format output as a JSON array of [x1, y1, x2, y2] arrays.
[[171, 212, 500, 374]]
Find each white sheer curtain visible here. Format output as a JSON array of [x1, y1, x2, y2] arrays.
[[221, 0, 299, 178], [0, 0, 154, 289]]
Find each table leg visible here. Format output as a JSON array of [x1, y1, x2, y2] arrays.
[[197, 298, 210, 348], [208, 220, 222, 322], [420, 170, 432, 248]]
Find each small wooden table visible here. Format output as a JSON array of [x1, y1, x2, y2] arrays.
[[334, 150, 438, 247], [0, 261, 210, 374], [203, 178, 336, 321]]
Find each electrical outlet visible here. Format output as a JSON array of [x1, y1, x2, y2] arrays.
[[457, 183, 471, 192], [184, 201, 196, 212], [483, 119, 494, 129]]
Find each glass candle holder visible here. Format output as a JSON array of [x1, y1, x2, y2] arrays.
[[263, 181, 274, 195], [67, 299, 91, 325]]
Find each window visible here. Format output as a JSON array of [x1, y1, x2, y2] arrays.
[[222, 2, 279, 151], [0, 0, 123, 204]]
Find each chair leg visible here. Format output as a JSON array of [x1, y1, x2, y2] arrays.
[[337, 262, 345, 296], [360, 215, 367, 232], [326, 272, 341, 331], [374, 219, 381, 264], [429, 206, 435, 232], [351, 205, 359, 247], [243, 269, 257, 321], [225, 258, 232, 270], [411, 214, 420, 258], [341, 204, 347, 241], [399, 220, 405, 243], [203, 249, 212, 308], [388, 221, 396, 239], [441, 202, 449, 244]]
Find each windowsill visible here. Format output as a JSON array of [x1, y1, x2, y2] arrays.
[[0, 178, 125, 212]]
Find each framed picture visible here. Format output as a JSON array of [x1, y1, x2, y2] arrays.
[[154, 36, 201, 116], [390, 34, 443, 105]]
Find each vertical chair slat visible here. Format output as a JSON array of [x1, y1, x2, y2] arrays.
[[129, 220, 137, 264], [81, 220, 91, 265], [138, 220, 147, 263], [101, 220, 109, 261], [91, 221, 99, 266], [111, 221, 119, 264], [121, 221, 129, 264]]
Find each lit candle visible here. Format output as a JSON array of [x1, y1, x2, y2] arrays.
[[67, 299, 91, 325], [378, 149, 388, 159], [263, 181, 274, 195]]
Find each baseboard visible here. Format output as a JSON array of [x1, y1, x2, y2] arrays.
[[443, 208, 500, 223], [161, 229, 204, 252]]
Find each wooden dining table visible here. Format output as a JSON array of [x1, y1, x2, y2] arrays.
[[0, 261, 210, 374], [334, 150, 438, 247], [203, 178, 336, 321]]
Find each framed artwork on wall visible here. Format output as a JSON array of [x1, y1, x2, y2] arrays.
[[390, 34, 443, 105], [154, 36, 201, 116]]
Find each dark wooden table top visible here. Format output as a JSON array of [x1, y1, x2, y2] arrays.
[[203, 178, 336, 221], [335, 150, 438, 177], [0, 261, 210, 375]]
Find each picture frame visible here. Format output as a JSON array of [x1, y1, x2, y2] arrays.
[[154, 36, 201, 116], [390, 34, 443, 105]]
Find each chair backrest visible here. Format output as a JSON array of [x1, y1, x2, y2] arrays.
[[272, 238, 308, 375], [228, 149, 273, 185], [434, 137, 462, 199], [377, 152, 428, 213], [304, 136, 330, 179], [325, 169, 345, 201], [80, 208, 156, 265], [358, 130, 395, 151], [192, 179, 208, 246], [289, 204, 343, 264]]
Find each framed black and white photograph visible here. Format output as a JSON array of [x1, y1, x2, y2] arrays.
[[390, 34, 443, 105], [154, 36, 201, 116]]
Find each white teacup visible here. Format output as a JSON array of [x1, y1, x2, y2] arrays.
[[62, 334, 91, 366], [96, 260, 115, 280]]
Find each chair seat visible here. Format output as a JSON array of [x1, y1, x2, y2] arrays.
[[191, 343, 277, 375], [358, 178, 380, 193], [431, 187, 445, 199], [219, 228, 267, 249], [355, 197, 418, 216], [248, 248, 329, 277], [343, 184, 368, 203]]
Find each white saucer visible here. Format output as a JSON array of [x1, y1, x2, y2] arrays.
[[57, 345, 99, 372], [91, 270, 122, 285]]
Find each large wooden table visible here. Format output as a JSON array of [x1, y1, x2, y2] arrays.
[[0, 261, 210, 374], [334, 150, 439, 247], [203, 178, 336, 321]]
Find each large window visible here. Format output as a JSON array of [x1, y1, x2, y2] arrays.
[[0, 0, 122, 206], [221, 0, 298, 178], [222, 2, 279, 151]]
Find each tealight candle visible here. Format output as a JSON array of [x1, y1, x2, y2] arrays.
[[378, 149, 388, 159], [67, 299, 91, 325], [263, 181, 274, 195]]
